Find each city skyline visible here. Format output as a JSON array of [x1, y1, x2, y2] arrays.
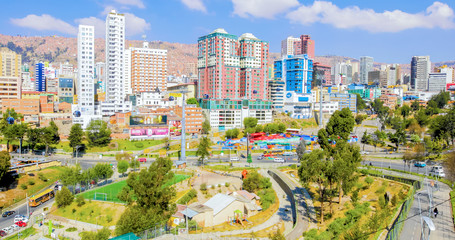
[[0, 0, 453, 63]]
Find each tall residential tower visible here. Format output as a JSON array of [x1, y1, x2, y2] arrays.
[[77, 25, 95, 115], [359, 56, 373, 84], [411, 56, 431, 91]]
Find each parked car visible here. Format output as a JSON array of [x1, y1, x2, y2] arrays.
[[15, 221, 27, 227], [282, 152, 295, 156], [360, 151, 370, 155], [414, 161, 426, 167], [230, 157, 240, 161], [14, 215, 27, 223], [0, 230, 7, 237], [10, 224, 19, 232], [257, 155, 263, 160], [430, 165, 445, 177], [2, 211, 15, 218], [274, 158, 285, 163], [138, 158, 147, 163], [1, 228, 8, 234]]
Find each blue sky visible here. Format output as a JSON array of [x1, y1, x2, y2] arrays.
[[1, 0, 454, 63]]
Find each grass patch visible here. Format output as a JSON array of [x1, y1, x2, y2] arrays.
[[204, 165, 258, 172], [5, 227, 36, 240], [56, 139, 165, 153], [81, 174, 190, 203], [52, 201, 124, 227], [0, 167, 65, 208], [451, 190, 455, 224]]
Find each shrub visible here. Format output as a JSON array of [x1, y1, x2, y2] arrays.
[[134, 142, 144, 148], [258, 188, 275, 210], [66, 227, 77, 232], [365, 177, 374, 186], [290, 164, 297, 169], [38, 173, 47, 182], [20, 184, 27, 190], [200, 183, 207, 191], [177, 189, 198, 204], [211, 185, 215, 189], [28, 179, 35, 185], [72, 208, 76, 214], [106, 215, 113, 223], [351, 189, 359, 205], [391, 194, 397, 207], [76, 195, 86, 207], [225, 182, 230, 187]]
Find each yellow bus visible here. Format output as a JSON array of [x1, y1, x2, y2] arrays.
[[29, 188, 55, 207], [263, 150, 284, 156]]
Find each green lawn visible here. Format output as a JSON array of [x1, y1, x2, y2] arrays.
[[5, 227, 36, 240], [81, 174, 190, 203], [56, 139, 165, 153]]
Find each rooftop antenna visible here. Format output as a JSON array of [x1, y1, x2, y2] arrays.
[[142, 35, 148, 48]]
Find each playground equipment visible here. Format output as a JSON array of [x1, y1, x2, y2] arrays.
[[229, 210, 249, 226], [241, 170, 248, 179]]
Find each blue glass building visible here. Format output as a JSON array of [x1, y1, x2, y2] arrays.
[[274, 54, 313, 94], [35, 62, 46, 92]]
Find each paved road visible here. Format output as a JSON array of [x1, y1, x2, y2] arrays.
[[0, 196, 53, 230]]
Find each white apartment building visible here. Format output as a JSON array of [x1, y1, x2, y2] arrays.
[[77, 25, 95, 115], [102, 10, 131, 116], [411, 56, 431, 91], [123, 49, 132, 95], [360, 56, 373, 84], [281, 36, 299, 58]]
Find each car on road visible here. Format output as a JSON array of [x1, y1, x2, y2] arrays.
[[1, 228, 8, 234], [14, 215, 27, 223], [10, 224, 19, 232], [230, 157, 240, 161], [274, 158, 285, 163], [15, 221, 27, 227], [2, 210, 15, 217], [138, 158, 147, 163], [414, 161, 426, 167], [360, 151, 370, 155], [430, 165, 445, 177], [257, 155, 263, 160], [0, 230, 6, 237], [282, 152, 295, 156]]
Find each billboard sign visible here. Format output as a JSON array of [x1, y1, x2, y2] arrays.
[[130, 115, 167, 126], [130, 128, 169, 138]]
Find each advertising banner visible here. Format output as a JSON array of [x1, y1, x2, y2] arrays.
[[130, 128, 169, 138]]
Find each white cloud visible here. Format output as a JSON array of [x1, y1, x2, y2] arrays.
[[112, 0, 145, 9], [76, 17, 106, 38], [286, 1, 455, 32], [76, 13, 150, 38], [124, 13, 151, 37], [181, 0, 207, 12], [232, 0, 299, 19], [11, 14, 77, 35]]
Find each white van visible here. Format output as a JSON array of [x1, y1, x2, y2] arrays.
[[274, 158, 285, 163], [230, 157, 240, 161]]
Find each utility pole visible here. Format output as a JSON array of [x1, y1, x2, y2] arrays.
[[319, 73, 323, 128], [181, 92, 186, 163]]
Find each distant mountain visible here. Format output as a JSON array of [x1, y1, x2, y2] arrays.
[[0, 34, 453, 76]]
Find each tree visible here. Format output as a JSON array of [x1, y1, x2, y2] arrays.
[[325, 108, 355, 141], [41, 126, 60, 155], [69, 124, 84, 155], [415, 109, 430, 127], [116, 157, 176, 235], [55, 186, 73, 208], [298, 149, 330, 223], [255, 125, 263, 133], [59, 165, 82, 187], [411, 99, 420, 111], [429, 115, 449, 144], [360, 131, 371, 151], [225, 128, 240, 139], [355, 93, 366, 111], [242, 171, 271, 192], [371, 99, 389, 130], [115, 153, 133, 162], [196, 136, 210, 165], [118, 160, 129, 177], [86, 120, 111, 147], [26, 128, 41, 152], [186, 97, 199, 107], [399, 105, 411, 118], [355, 114, 367, 125], [0, 151, 11, 181], [243, 117, 258, 129], [129, 160, 140, 172], [202, 119, 211, 134], [269, 229, 286, 240], [93, 163, 113, 180], [277, 123, 286, 133], [430, 91, 450, 109]]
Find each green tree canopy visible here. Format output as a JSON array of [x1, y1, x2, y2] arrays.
[[196, 136, 211, 165], [186, 97, 199, 106], [242, 171, 272, 192], [0, 151, 11, 181], [117, 160, 129, 176], [116, 157, 176, 235], [325, 108, 355, 141], [355, 93, 366, 111], [55, 186, 73, 208], [243, 117, 258, 129], [202, 119, 211, 134], [86, 120, 111, 147], [68, 124, 84, 153]]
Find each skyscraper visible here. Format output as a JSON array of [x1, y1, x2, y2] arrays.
[[35, 62, 45, 92], [77, 25, 95, 115], [274, 54, 313, 94], [198, 29, 272, 129], [127, 41, 167, 94], [280, 35, 315, 59], [102, 10, 130, 115], [197, 29, 268, 100], [0, 49, 21, 105], [359, 56, 373, 84], [411, 56, 431, 91]]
